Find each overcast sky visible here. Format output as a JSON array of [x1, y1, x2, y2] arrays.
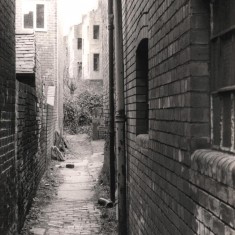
[[61, 0, 98, 35]]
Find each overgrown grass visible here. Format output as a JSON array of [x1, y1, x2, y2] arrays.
[[63, 90, 103, 135]]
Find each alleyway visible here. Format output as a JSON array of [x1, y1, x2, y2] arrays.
[[22, 134, 104, 235]]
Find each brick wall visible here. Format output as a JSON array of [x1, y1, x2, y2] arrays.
[[16, 80, 56, 231], [34, 0, 60, 133], [16, 81, 45, 229], [15, 25, 57, 231], [0, 1, 61, 233], [100, 0, 109, 122], [119, 0, 235, 234], [0, 1, 17, 234], [99, 0, 111, 176]]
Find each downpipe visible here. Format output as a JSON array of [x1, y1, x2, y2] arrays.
[[108, 0, 116, 203], [113, 0, 127, 234]]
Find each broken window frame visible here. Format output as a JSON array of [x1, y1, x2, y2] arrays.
[[23, 1, 47, 31], [210, 0, 235, 152]]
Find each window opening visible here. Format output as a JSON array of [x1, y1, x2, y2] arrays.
[[211, 0, 235, 151], [77, 38, 82, 49], [136, 39, 149, 135], [93, 54, 100, 71], [93, 25, 100, 39]]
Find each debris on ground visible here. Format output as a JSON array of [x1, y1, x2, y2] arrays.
[[98, 197, 113, 208], [54, 131, 67, 151], [55, 164, 62, 168], [65, 163, 75, 168], [29, 227, 46, 235], [51, 146, 65, 161], [94, 169, 118, 234]]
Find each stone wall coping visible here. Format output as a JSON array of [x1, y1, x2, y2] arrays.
[[191, 149, 235, 188]]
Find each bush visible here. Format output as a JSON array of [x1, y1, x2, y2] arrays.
[[64, 90, 103, 135]]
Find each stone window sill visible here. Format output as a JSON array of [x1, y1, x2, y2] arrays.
[[191, 149, 235, 188], [136, 134, 149, 155]]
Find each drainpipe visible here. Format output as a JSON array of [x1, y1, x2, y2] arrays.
[[108, 0, 116, 203], [113, 0, 127, 234]]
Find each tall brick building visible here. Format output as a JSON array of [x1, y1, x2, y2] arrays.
[[103, 0, 235, 234]]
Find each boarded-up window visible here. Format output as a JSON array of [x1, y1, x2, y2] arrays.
[[211, 0, 235, 151]]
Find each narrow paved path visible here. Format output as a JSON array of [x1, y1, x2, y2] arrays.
[[30, 134, 104, 235]]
